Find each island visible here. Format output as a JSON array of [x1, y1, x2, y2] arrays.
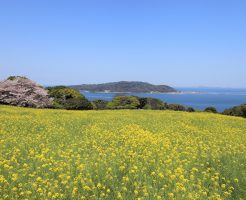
[[69, 81, 177, 93]]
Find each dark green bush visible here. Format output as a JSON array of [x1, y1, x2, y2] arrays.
[[92, 99, 109, 110], [47, 86, 82, 100], [136, 97, 167, 110], [107, 96, 140, 109], [167, 104, 186, 111], [187, 107, 195, 112], [204, 107, 217, 113], [47, 86, 92, 110], [64, 98, 93, 110], [223, 104, 246, 118], [137, 97, 148, 109]]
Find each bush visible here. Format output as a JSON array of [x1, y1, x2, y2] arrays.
[[242, 105, 246, 118], [137, 97, 148, 109], [187, 107, 195, 112], [167, 104, 186, 111], [107, 96, 140, 109], [136, 97, 167, 110], [223, 104, 246, 118], [47, 86, 82, 100], [204, 107, 217, 113], [91, 99, 109, 110], [64, 98, 93, 110], [47, 86, 93, 110]]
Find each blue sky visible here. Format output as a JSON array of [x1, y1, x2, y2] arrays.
[[0, 0, 246, 87]]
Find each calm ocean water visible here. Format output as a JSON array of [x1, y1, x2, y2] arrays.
[[81, 88, 246, 112]]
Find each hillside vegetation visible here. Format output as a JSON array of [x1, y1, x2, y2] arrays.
[[70, 81, 177, 93], [0, 105, 246, 199], [1, 77, 245, 119]]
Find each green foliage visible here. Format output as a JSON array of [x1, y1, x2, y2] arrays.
[[167, 103, 186, 111], [71, 81, 176, 93], [187, 107, 195, 112], [137, 97, 148, 109], [91, 99, 109, 110], [136, 97, 167, 110], [107, 96, 140, 109], [242, 105, 246, 118], [204, 107, 217, 113], [47, 86, 82, 100], [223, 104, 246, 118], [64, 98, 93, 110], [47, 86, 92, 110]]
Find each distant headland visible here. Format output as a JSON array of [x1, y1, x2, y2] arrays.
[[69, 81, 177, 93]]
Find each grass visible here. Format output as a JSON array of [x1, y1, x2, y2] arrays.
[[0, 105, 246, 199]]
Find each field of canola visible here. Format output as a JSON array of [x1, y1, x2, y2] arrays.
[[0, 105, 246, 200]]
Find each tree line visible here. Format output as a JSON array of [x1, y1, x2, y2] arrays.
[[47, 86, 246, 118]]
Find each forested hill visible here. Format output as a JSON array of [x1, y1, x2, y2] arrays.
[[70, 81, 177, 93]]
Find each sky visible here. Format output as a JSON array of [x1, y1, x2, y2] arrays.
[[0, 0, 246, 87]]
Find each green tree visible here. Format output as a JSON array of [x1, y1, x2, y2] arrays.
[[136, 97, 167, 110], [187, 107, 195, 112], [91, 99, 109, 110], [64, 98, 93, 110], [47, 86, 92, 110], [167, 104, 186, 111], [241, 105, 246, 117], [107, 96, 140, 109], [223, 104, 246, 118], [204, 107, 217, 113]]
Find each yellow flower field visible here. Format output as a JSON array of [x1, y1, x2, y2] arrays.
[[0, 105, 246, 200]]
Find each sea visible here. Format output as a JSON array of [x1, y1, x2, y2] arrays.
[[81, 88, 246, 112]]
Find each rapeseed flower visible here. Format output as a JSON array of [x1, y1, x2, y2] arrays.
[[0, 105, 245, 199]]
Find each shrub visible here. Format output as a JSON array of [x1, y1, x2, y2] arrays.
[[47, 86, 82, 100], [47, 86, 93, 110], [223, 104, 246, 118], [107, 96, 140, 109], [242, 105, 246, 118], [64, 98, 93, 110], [187, 107, 195, 112], [137, 97, 148, 109], [91, 99, 109, 110], [167, 103, 186, 111], [137, 97, 167, 110], [204, 107, 217, 113]]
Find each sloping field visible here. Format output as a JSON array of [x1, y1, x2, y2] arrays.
[[0, 105, 246, 199]]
